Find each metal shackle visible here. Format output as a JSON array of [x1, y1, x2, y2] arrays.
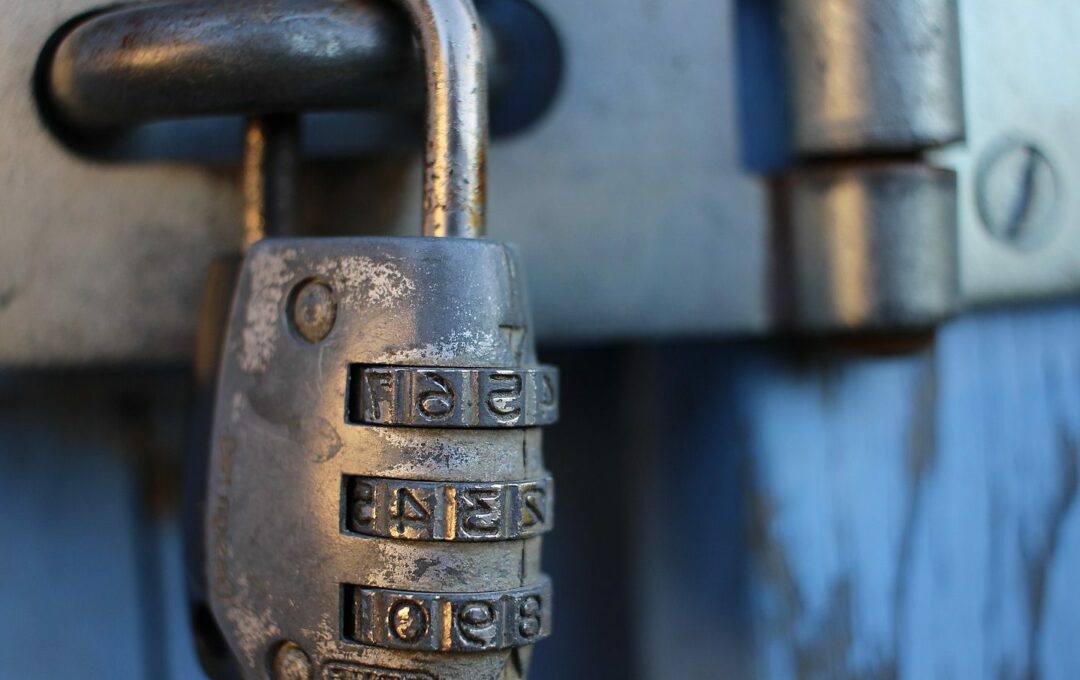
[[394, 0, 488, 239]]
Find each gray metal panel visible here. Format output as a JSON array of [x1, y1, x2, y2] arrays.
[[4, 0, 1080, 364], [0, 0, 239, 366], [0, 0, 769, 364], [931, 0, 1080, 311], [489, 0, 770, 342]]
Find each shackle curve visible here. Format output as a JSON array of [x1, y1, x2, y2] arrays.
[[393, 0, 488, 238]]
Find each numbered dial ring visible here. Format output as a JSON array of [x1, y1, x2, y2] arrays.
[[345, 476, 553, 541], [351, 365, 559, 428]]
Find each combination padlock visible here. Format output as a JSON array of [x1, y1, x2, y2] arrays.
[[192, 1, 559, 678]]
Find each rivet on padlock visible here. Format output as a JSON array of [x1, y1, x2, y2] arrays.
[[194, 1, 559, 679]]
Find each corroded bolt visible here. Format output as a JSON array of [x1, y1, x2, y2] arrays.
[[290, 280, 336, 343], [976, 139, 1060, 249], [271, 641, 312, 680]]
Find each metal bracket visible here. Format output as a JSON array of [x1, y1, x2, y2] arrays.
[[774, 0, 964, 332]]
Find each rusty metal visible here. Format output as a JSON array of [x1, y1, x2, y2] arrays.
[[271, 642, 314, 680], [289, 279, 337, 343], [775, 0, 964, 336], [43, 0, 552, 147]]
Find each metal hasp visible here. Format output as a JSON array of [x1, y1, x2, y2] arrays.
[[780, 0, 964, 156], [781, 165, 959, 331], [776, 0, 965, 334], [18, 0, 1080, 363], [201, 1, 556, 678]]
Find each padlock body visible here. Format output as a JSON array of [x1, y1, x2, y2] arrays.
[[204, 237, 555, 680]]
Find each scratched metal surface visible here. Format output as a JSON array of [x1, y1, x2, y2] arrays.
[[3, 303, 1080, 678]]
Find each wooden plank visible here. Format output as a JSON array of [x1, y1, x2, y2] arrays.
[[4, 303, 1079, 679], [629, 303, 1080, 680], [0, 393, 145, 678], [745, 304, 1080, 680]]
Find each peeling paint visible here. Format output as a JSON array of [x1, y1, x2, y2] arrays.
[[374, 329, 506, 365], [230, 390, 246, 425], [318, 255, 416, 309], [224, 575, 282, 669], [367, 426, 485, 476], [239, 248, 296, 373]]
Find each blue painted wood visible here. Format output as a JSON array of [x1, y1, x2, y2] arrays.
[[745, 305, 1080, 680], [631, 303, 1080, 680], [161, 520, 207, 680], [0, 394, 146, 678], [743, 348, 929, 680], [0, 377, 207, 680], [5, 303, 1080, 680]]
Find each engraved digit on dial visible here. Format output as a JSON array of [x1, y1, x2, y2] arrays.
[[517, 596, 542, 640], [364, 368, 396, 422], [457, 601, 498, 648], [486, 372, 523, 421], [349, 479, 376, 531], [416, 371, 455, 419], [390, 599, 429, 643], [390, 485, 434, 539], [351, 366, 558, 427], [519, 483, 547, 535], [344, 583, 551, 651], [540, 373, 556, 407], [459, 486, 502, 538]]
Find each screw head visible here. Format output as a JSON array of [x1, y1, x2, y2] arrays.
[[976, 139, 1061, 250], [271, 642, 312, 680], [289, 279, 336, 343]]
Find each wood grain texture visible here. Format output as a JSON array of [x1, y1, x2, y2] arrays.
[[627, 303, 1080, 680], [744, 304, 1080, 680], [3, 303, 1079, 680]]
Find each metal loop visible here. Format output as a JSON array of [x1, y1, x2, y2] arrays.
[[393, 0, 488, 238], [48, 0, 489, 238]]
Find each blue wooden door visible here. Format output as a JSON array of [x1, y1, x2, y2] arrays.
[[3, 304, 1079, 679]]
